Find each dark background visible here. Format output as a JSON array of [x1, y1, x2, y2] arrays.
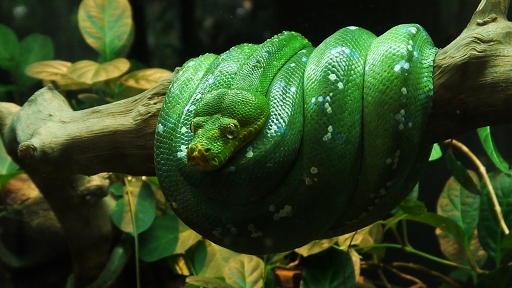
[[1, 0, 510, 287]]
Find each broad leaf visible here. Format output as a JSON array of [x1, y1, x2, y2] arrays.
[[78, 0, 134, 61], [445, 148, 480, 195], [477, 126, 509, 173], [478, 172, 512, 263], [224, 255, 264, 288], [475, 264, 512, 288], [405, 212, 466, 247], [436, 229, 486, 267], [429, 143, 442, 161], [67, 58, 130, 84], [186, 240, 239, 278], [437, 171, 480, 244], [301, 247, 355, 288], [338, 224, 382, 250], [110, 180, 156, 235], [139, 212, 201, 262], [0, 24, 20, 71], [120, 68, 172, 89], [109, 182, 124, 196], [185, 276, 230, 288], [399, 198, 427, 216], [25, 60, 71, 81], [0, 141, 18, 175], [16, 34, 54, 87], [295, 238, 338, 257]]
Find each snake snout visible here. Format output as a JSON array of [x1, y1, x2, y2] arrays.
[[187, 143, 218, 171]]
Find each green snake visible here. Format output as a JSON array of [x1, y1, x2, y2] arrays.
[[154, 24, 437, 255]]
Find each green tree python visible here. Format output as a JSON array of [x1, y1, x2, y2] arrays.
[[154, 24, 437, 255]]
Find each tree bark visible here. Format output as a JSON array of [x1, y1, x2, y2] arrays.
[[0, 0, 511, 286]]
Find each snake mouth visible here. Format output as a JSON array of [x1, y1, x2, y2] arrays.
[[187, 143, 220, 171]]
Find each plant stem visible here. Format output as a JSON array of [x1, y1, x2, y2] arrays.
[[355, 244, 472, 270], [445, 139, 509, 235]]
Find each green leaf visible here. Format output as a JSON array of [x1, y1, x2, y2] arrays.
[[185, 276, 230, 288], [475, 265, 512, 288], [224, 255, 264, 288], [16, 34, 54, 87], [295, 238, 338, 257], [301, 247, 355, 288], [478, 172, 512, 263], [109, 183, 124, 196], [0, 141, 18, 175], [399, 198, 427, 216], [78, 0, 134, 61], [501, 232, 512, 250], [186, 240, 239, 278], [25, 60, 71, 81], [110, 180, 156, 235], [437, 229, 487, 268], [264, 266, 275, 288], [405, 212, 466, 246], [437, 171, 480, 244], [67, 58, 130, 84], [138, 212, 201, 262], [429, 143, 442, 161], [478, 126, 509, 173], [391, 184, 419, 215], [0, 24, 20, 71], [445, 148, 480, 195]]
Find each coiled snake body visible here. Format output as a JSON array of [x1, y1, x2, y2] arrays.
[[155, 24, 437, 254]]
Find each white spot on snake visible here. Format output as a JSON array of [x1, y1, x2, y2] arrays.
[[395, 150, 401, 156], [328, 74, 337, 81], [409, 27, 417, 34], [327, 95, 332, 101], [387, 181, 393, 187], [401, 87, 407, 94], [325, 103, 332, 113], [228, 166, 235, 172], [399, 124, 404, 130], [328, 126, 333, 132], [375, 199, 381, 203], [404, 62, 410, 69], [171, 202, 177, 208], [323, 126, 333, 141], [379, 189, 387, 196], [407, 44, 413, 51], [305, 177, 313, 185], [230, 228, 237, 234], [368, 206, 374, 210], [273, 214, 280, 220], [369, 192, 376, 198], [342, 47, 351, 54], [181, 126, 188, 133], [395, 113, 401, 120], [284, 205, 292, 212], [290, 63, 296, 67], [157, 124, 164, 133], [386, 158, 392, 164], [310, 167, 318, 174], [252, 232, 263, 237], [329, 48, 342, 55], [394, 60, 411, 72], [246, 146, 254, 157], [269, 205, 275, 211], [408, 122, 413, 128], [290, 87, 296, 93], [338, 82, 344, 89], [400, 109, 405, 116], [414, 51, 418, 57], [348, 26, 358, 30], [311, 98, 316, 103], [188, 61, 196, 65], [359, 212, 367, 219], [279, 210, 287, 217], [302, 57, 308, 62], [318, 96, 324, 102], [177, 145, 187, 158], [248, 224, 255, 231]]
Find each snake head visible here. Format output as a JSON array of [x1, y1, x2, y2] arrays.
[[187, 89, 269, 171]]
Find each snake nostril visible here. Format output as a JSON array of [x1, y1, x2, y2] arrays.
[[204, 148, 211, 154]]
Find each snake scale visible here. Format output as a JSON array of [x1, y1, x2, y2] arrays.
[[154, 24, 437, 254]]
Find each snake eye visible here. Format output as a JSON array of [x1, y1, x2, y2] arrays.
[[225, 123, 239, 139]]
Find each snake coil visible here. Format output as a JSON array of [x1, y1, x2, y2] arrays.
[[155, 24, 437, 254]]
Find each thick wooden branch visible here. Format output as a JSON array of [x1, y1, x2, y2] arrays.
[[0, 0, 511, 286]]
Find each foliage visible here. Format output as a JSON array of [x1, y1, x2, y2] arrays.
[[23, 0, 171, 109]]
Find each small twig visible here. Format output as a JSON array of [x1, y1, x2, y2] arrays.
[[445, 139, 509, 235], [392, 262, 461, 287], [373, 254, 391, 288], [401, 220, 411, 247], [362, 262, 425, 287]]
